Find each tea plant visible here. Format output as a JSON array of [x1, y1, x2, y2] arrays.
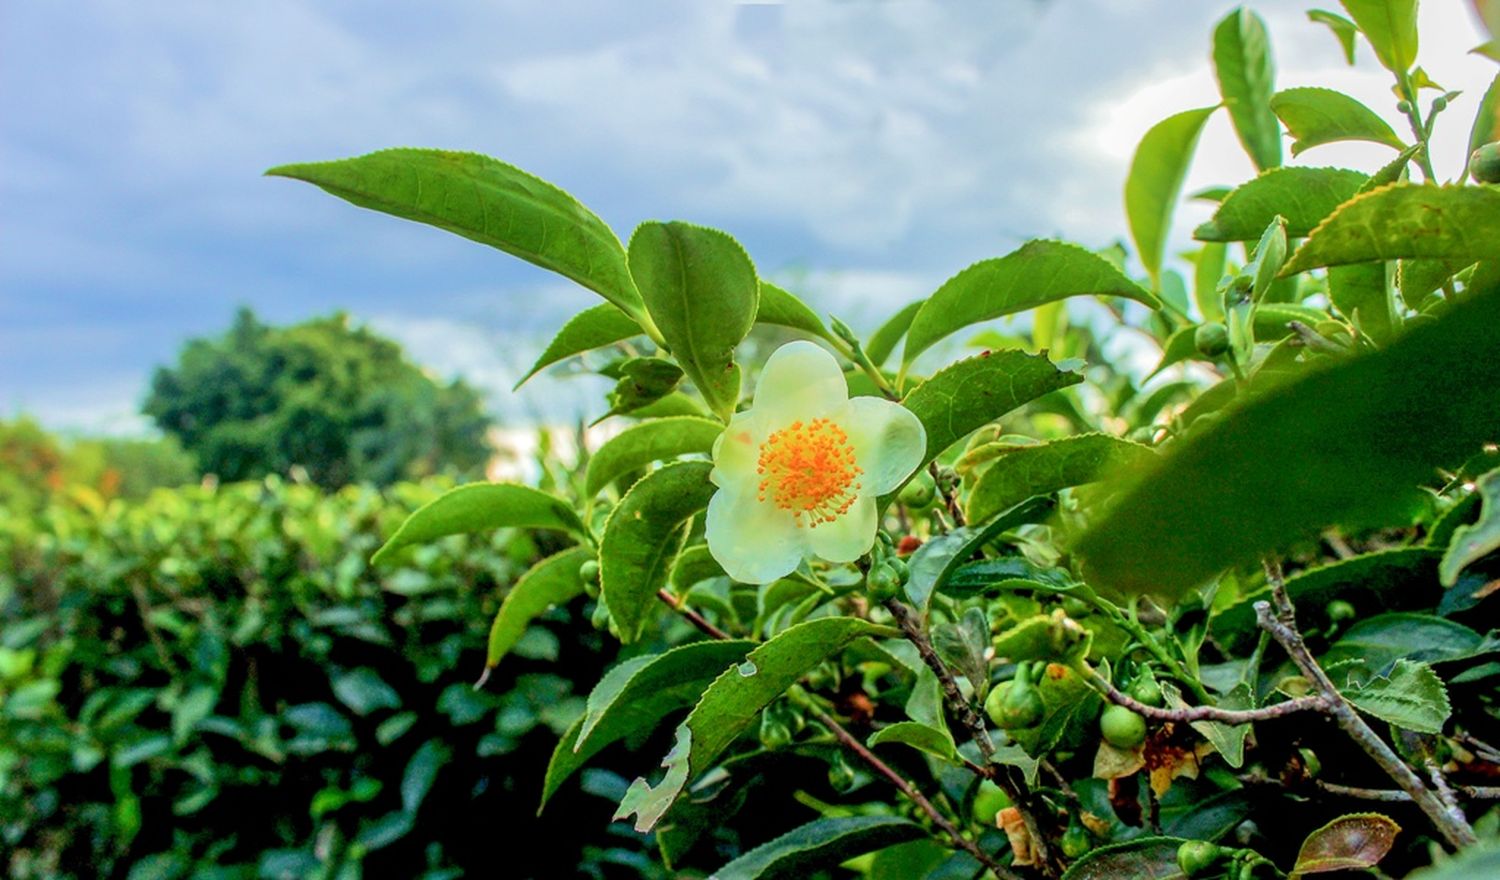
[[267, 2, 1500, 876]]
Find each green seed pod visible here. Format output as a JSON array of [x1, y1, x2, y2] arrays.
[[899, 472, 937, 508], [1194, 322, 1230, 358], [866, 562, 901, 601], [1471, 142, 1500, 184], [1100, 704, 1147, 749], [985, 663, 1044, 730], [1060, 820, 1092, 859], [579, 559, 600, 583], [1176, 840, 1222, 877], [1128, 670, 1164, 708]]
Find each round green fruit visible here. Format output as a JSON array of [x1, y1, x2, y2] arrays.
[[866, 563, 901, 601], [578, 559, 600, 582], [1176, 840, 1222, 877], [1471, 142, 1500, 184], [971, 781, 1011, 824], [1194, 322, 1230, 358], [1060, 821, 1092, 859], [1326, 599, 1356, 623], [1100, 704, 1147, 749], [1128, 674, 1164, 708], [899, 473, 937, 508]]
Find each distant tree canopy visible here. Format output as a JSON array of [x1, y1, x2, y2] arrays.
[[145, 309, 492, 487]]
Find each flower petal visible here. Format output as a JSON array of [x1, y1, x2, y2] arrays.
[[710, 410, 765, 489], [804, 494, 878, 563], [836, 396, 927, 496], [705, 488, 805, 584], [753, 340, 848, 424]]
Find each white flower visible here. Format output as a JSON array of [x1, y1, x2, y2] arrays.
[[705, 340, 927, 584]]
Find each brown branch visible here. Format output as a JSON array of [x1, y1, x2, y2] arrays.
[[651, 591, 1019, 877], [885, 597, 1057, 876], [1085, 668, 1329, 724], [1255, 560, 1478, 849], [656, 588, 732, 640], [1241, 774, 1500, 803]]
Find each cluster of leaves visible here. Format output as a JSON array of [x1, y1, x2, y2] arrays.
[[0, 475, 702, 880], [144, 308, 493, 489], [0, 416, 196, 517], [258, 1, 1500, 877]]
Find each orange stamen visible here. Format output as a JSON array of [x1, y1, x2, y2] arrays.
[[755, 418, 862, 528]]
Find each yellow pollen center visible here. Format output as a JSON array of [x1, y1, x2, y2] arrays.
[[756, 418, 863, 527]]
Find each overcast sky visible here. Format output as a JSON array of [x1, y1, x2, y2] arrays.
[[1, 1, 1492, 434]]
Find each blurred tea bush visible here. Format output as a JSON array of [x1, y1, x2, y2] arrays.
[[0, 477, 659, 879]]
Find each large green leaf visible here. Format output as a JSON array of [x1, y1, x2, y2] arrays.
[[1328, 261, 1396, 344], [267, 149, 640, 313], [1269, 87, 1405, 156], [1341, 659, 1451, 734], [1194, 167, 1367, 241], [1323, 613, 1500, 670], [1309, 9, 1359, 64], [615, 617, 889, 831], [518, 303, 642, 387], [1291, 813, 1400, 877], [904, 497, 1057, 611], [756, 282, 830, 339], [1338, 0, 1418, 74], [485, 547, 593, 670], [901, 240, 1157, 367], [627, 221, 759, 420], [1061, 836, 1188, 880], [708, 816, 925, 880], [584, 417, 722, 498], [965, 434, 1156, 525], [372, 483, 583, 566], [1125, 106, 1219, 286], [1213, 8, 1281, 171], [539, 639, 754, 810], [1440, 466, 1500, 586], [900, 351, 1084, 470], [1282, 185, 1500, 274], [599, 461, 717, 640], [1074, 282, 1500, 600]]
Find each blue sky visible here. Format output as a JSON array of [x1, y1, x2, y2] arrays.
[[1, 1, 1491, 434]]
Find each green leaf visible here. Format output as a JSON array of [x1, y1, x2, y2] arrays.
[[1291, 812, 1400, 877], [539, 639, 754, 810], [1213, 8, 1281, 171], [372, 483, 583, 566], [599, 461, 716, 641], [905, 497, 1057, 611], [1269, 87, 1405, 156], [1328, 262, 1396, 344], [1283, 185, 1500, 274], [901, 351, 1084, 471], [1341, 659, 1451, 734], [868, 721, 959, 762], [1212, 548, 1440, 650], [867, 300, 924, 367], [1060, 836, 1187, 880], [584, 417, 722, 498], [1194, 167, 1368, 242], [1252, 303, 1328, 340], [1074, 281, 1500, 600], [484, 547, 593, 669], [1182, 682, 1252, 769], [615, 617, 889, 831], [1309, 9, 1360, 64], [1442, 466, 1500, 586], [901, 240, 1158, 367], [1194, 243, 1229, 321], [708, 816, 925, 880], [267, 150, 640, 314], [1125, 106, 1219, 286], [1399, 259, 1467, 310], [400, 739, 448, 815], [1147, 326, 1200, 379], [1466, 74, 1500, 180], [1338, 0, 1418, 74], [627, 221, 759, 420], [756, 282, 830, 339], [597, 357, 684, 423], [518, 304, 642, 387], [966, 434, 1156, 525], [1408, 839, 1500, 879], [1324, 613, 1500, 670]]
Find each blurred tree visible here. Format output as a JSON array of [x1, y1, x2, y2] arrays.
[[144, 308, 492, 487], [0, 416, 197, 515]]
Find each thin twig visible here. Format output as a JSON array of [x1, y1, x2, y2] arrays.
[[930, 461, 967, 528], [652, 591, 1018, 878], [1240, 774, 1500, 803], [1082, 666, 1329, 724], [885, 597, 1056, 876], [1256, 560, 1478, 849]]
